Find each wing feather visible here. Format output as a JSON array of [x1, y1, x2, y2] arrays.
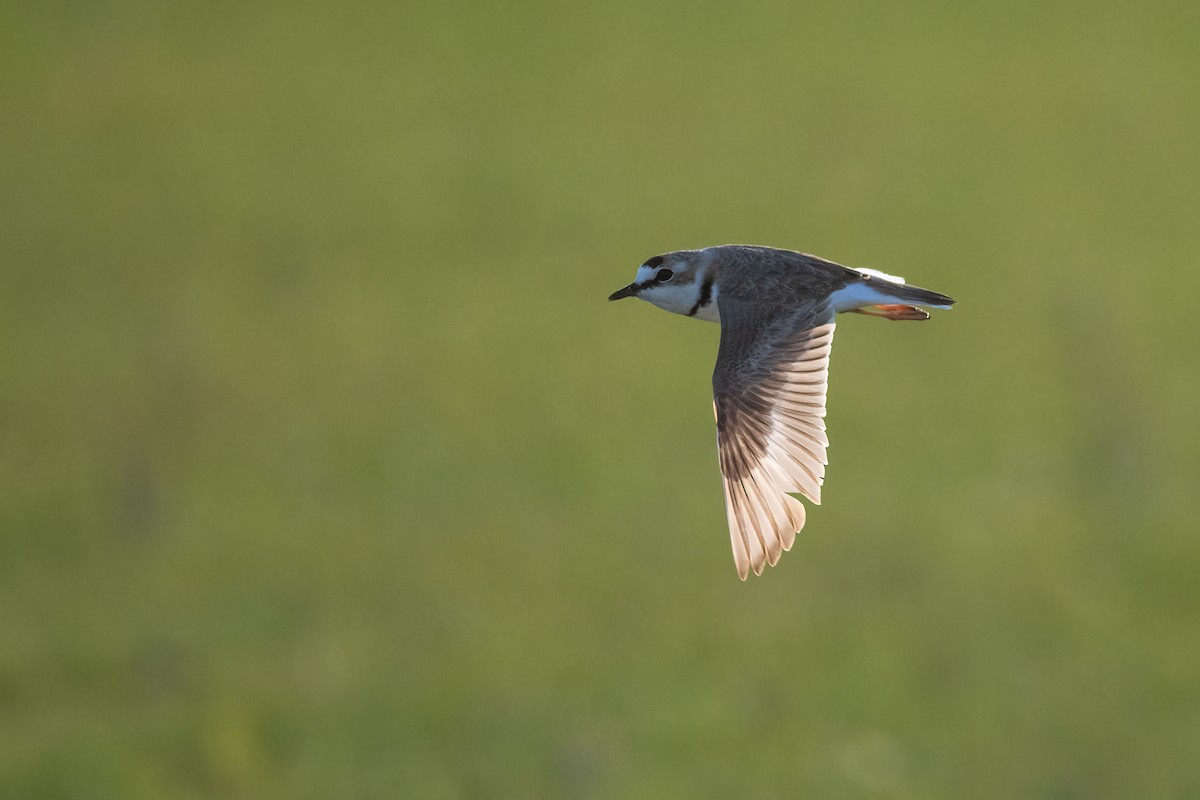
[[714, 297, 837, 579], [724, 481, 752, 580]]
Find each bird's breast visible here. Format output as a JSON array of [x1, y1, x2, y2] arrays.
[[692, 302, 721, 323]]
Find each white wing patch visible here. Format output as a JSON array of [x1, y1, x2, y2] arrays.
[[721, 324, 834, 579]]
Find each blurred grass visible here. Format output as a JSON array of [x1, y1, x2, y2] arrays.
[[3, 0, 1200, 797]]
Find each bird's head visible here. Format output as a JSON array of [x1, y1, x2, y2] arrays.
[[608, 250, 716, 319]]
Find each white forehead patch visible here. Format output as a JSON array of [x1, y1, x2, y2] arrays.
[[635, 264, 658, 283]]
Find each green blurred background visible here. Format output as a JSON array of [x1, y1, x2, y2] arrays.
[[3, 0, 1199, 797]]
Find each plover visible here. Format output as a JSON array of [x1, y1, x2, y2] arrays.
[[608, 244, 955, 579]]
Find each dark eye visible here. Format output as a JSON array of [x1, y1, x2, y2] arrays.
[[656, 269, 674, 282]]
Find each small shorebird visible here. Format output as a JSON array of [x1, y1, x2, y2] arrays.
[[608, 244, 955, 580]]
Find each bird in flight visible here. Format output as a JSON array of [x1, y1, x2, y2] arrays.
[[608, 244, 955, 580]]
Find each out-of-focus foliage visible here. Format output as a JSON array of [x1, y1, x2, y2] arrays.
[[3, 1, 1199, 797]]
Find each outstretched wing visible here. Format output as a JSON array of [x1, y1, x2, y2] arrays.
[[713, 296, 836, 579]]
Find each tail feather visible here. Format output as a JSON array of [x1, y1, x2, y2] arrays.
[[830, 277, 957, 315], [876, 282, 956, 309]]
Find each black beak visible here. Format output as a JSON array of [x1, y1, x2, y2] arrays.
[[608, 283, 638, 301]]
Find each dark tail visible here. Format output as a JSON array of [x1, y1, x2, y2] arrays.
[[879, 282, 956, 308], [847, 280, 956, 321]]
